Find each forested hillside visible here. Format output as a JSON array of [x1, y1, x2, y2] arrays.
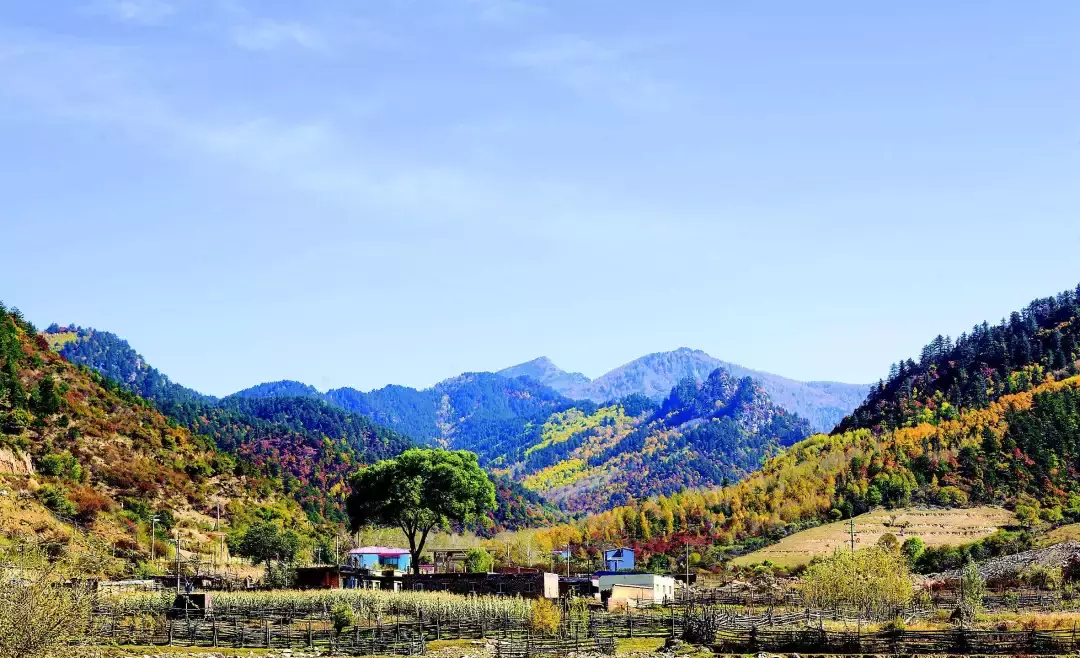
[[499, 348, 867, 433], [838, 283, 1080, 434], [324, 373, 573, 445], [46, 327, 557, 530], [491, 369, 812, 512], [2, 307, 313, 576], [524, 282, 1080, 564]]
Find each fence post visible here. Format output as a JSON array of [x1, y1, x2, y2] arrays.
[[436, 616, 441, 640], [212, 617, 218, 647], [167, 618, 173, 645]]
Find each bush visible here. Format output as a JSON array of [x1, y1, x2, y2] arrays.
[[35, 452, 82, 482], [464, 548, 494, 573], [529, 598, 561, 636], [67, 486, 114, 523], [35, 485, 75, 517], [331, 603, 354, 635], [1, 410, 30, 435]]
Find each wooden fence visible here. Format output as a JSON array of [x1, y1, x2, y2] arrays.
[[713, 627, 1080, 655]]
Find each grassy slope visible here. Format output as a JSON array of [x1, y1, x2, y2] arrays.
[[731, 506, 1015, 568]]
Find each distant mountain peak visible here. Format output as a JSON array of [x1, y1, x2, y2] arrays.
[[498, 356, 590, 391]]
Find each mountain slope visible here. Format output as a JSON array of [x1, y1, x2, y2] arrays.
[[501, 348, 867, 433], [838, 283, 1080, 434], [497, 357, 590, 392], [46, 327, 560, 530], [491, 368, 812, 512], [324, 373, 575, 447], [2, 307, 312, 577], [525, 280, 1080, 557]]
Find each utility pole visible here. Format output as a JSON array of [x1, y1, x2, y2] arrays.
[[176, 529, 182, 594], [849, 518, 856, 553], [566, 544, 571, 577], [685, 539, 690, 598], [150, 515, 158, 564]]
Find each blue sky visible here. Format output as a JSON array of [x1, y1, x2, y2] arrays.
[[2, 1, 1079, 396]]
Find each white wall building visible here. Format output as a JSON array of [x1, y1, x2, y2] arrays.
[[598, 573, 676, 605]]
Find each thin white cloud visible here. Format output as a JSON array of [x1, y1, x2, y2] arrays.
[[89, 0, 177, 25], [507, 35, 677, 112], [0, 30, 571, 229], [231, 19, 329, 53]]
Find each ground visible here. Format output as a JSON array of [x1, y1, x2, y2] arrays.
[[731, 506, 1016, 569], [1040, 522, 1080, 546]]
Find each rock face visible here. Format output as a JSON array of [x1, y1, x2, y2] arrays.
[[936, 541, 1080, 582], [0, 448, 34, 476]]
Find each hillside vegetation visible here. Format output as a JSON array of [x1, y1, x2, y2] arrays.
[[499, 369, 811, 512], [3, 308, 313, 576], [222, 362, 816, 513], [46, 327, 558, 530], [520, 282, 1080, 563]]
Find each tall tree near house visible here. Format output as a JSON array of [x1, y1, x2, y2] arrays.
[[346, 448, 495, 574]]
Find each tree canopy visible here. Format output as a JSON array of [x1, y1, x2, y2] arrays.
[[346, 448, 496, 573]]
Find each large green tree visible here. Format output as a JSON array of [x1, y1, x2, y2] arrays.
[[346, 449, 495, 574]]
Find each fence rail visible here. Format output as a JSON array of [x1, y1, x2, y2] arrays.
[[713, 627, 1080, 655]]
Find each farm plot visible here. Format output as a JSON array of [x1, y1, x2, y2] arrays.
[[731, 506, 1015, 569]]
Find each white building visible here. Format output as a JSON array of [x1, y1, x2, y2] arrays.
[[598, 573, 676, 607]]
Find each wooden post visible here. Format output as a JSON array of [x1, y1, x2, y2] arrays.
[[212, 617, 218, 647], [265, 619, 271, 648], [167, 618, 173, 645], [308, 620, 313, 648]]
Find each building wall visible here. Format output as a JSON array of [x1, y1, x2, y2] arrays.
[[604, 549, 635, 571], [607, 584, 654, 610], [598, 574, 675, 603], [350, 553, 411, 572], [402, 572, 558, 599]]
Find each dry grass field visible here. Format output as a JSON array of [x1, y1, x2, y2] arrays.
[[731, 506, 1015, 568], [1039, 522, 1080, 547]]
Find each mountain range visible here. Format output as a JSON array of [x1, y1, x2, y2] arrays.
[[8, 279, 1080, 576], [497, 349, 867, 433], [43, 325, 847, 515]]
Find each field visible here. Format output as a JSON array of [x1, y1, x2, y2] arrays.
[[1039, 522, 1080, 547], [731, 506, 1015, 568]]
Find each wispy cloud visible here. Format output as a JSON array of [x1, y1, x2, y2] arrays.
[[0, 30, 572, 230], [507, 35, 677, 112], [230, 19, 329, 52], [89, 0, 177, 25]]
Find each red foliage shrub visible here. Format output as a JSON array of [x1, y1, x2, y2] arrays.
[[68, 486, 115, 522]]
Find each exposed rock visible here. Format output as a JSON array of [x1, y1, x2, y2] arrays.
[[0, 447, 34, 476]]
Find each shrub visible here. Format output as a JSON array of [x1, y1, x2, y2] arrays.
[[1, 410, 30, 435], [35, 452, 82, 482], [331, 603, 354, 635], [464, 548, 494, 573], [35, 485, 75, 517], [67, 487, 114, 523], [529, 598, 561, 636]]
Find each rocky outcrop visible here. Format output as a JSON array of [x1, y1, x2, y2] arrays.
[[0, 447, 34, 475], [935, 541, 1080, 582]]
